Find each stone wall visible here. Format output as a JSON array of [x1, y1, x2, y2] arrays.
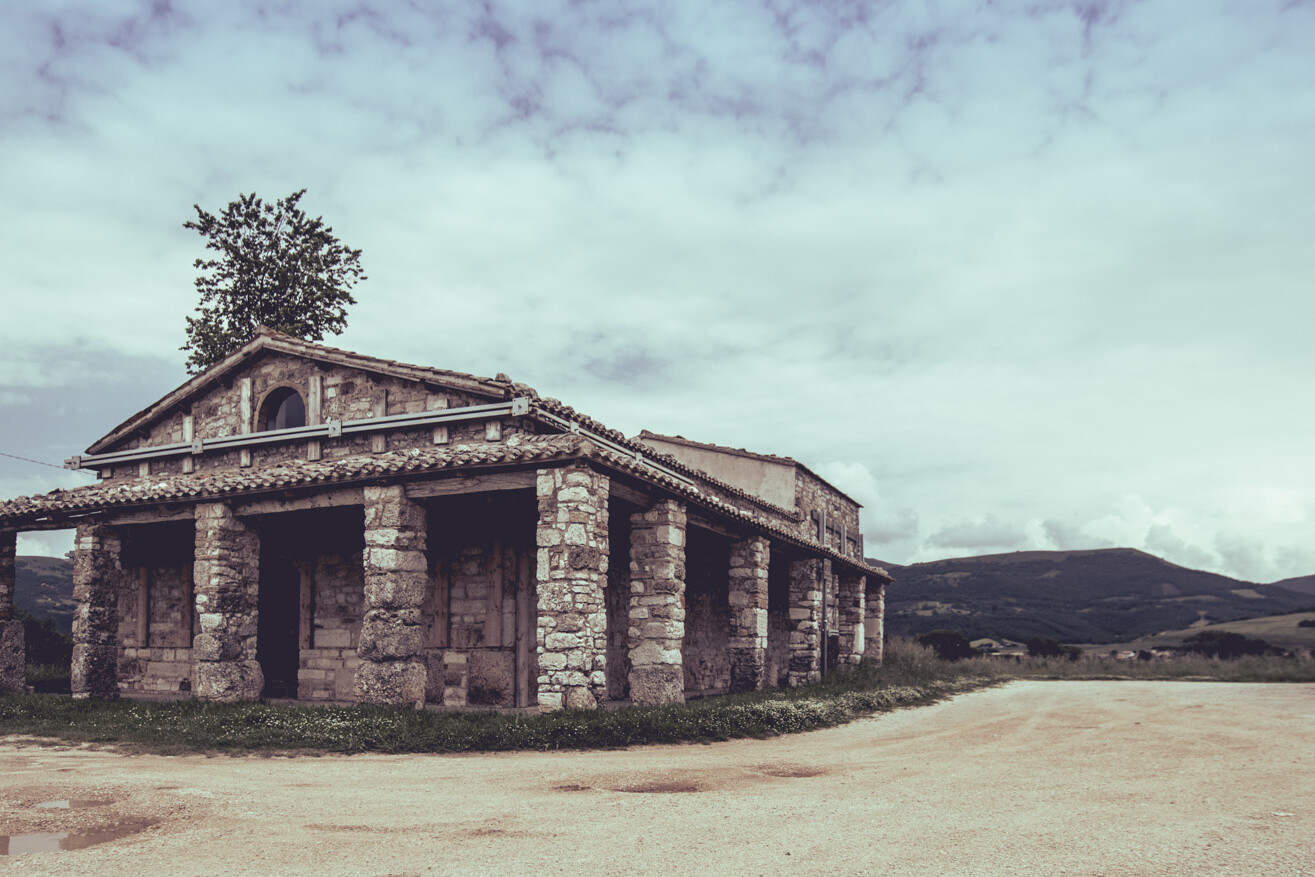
[[71, 523, 130, 698], [117, 566, 195, 696], [535, 465, 609, 711], [626, 498, 686, 706], [682, 529, 730, 696], [193, 504, 263, 702], [427, 541, 524, 707], [727, 536, 769, 692], [100, 354, 531, 482], [787, 557, 824, 686], [298, 552, 363, 702], [0, 530, 21, 694], [765, 552, 792, 687], [355, 485, 427, 708], [865, 582, 886, 665], [836, 573, 866, 666], [794, 469, 862, 559]]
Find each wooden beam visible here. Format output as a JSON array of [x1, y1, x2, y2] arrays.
[[608, 480, 652, 509], [106, 507, 196, 527], [232, 487, 365, 516], [404, 470, 535, 499]]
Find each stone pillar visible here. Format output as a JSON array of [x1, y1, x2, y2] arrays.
[[193, 503, 264, 702], [864, 582, 886, 665], [787, 557, 824, 686], [535, 465, 609, 711], [71, 523, 126, 698], [355, 485, 428, 708], [0, 530, 23, 694], [837, 573, 866, 666], [627, 499, 687, 706], [727, 535, 769, 692]]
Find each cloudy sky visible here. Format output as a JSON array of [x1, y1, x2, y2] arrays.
[[1, 0, 1312, 581]]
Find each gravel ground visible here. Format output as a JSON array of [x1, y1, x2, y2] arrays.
[[1, 681, 1312, 876]]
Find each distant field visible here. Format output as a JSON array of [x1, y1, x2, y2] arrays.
[[1103, 611, 1315, 652]]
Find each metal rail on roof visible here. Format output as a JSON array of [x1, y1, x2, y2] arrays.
[[532, 408, 698, 488], [64, 399, 531, 470]]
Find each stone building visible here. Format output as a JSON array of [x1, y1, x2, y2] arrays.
[[0, 328, 890, 709]]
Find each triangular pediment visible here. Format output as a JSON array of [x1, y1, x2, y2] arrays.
[[88, 328, 519, 454]]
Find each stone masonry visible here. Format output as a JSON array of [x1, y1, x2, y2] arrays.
[[837, 572, 866, 666], [355, 485, 428, 708], [865, 582, 886, 665], [193, 503, 264, 701], [0, 530, 22, 694], [627, 499, 687, 706], [727, 535, 769, 692], [71, 523, 129, 698], [535, 465, 609, 710], [787, 557, 824, 686]]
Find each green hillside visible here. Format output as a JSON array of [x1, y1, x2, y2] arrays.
[[873, 548, 1313, 644], [15, 555, 75, 633]]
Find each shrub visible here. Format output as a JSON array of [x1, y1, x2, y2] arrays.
[[915, 629, 975, 661], [1298, 619, 1315, 629], [1181, 631, 1283, 659]]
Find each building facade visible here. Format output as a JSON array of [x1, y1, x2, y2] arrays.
[[0, 329, 889, 709]]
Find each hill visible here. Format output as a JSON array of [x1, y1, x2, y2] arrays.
[[871, 548, 1314, 644], [1270, 574, 1315, 597], [1114, 611, 1315, 653], [15, 556, 75, 633]]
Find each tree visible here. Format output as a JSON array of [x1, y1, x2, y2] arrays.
[[181, 189, 365, 373], [1181, 631, 1283, 659], [915, 629, 975, 661]]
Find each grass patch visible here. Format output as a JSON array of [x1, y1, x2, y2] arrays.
[[0, 641, 999, 755], [3, 638, 1309, 755]]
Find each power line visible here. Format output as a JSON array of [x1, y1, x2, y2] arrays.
[[0, 450, 71, 471]]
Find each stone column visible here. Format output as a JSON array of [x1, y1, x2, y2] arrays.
[[864, 582, 886, 665], [193, 503, 264, 702], [627, 499, 687, 706], [837, 573, 866, 666], [535, 465, 609, 711], [787, 557, 824, 686], [71, 523, 126, 698], [355, 485, 428, 708], [0, 530, 23, 694], [727, 535, 769, 692]]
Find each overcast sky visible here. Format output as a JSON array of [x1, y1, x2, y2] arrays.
[[1, 0, 1312, 581]]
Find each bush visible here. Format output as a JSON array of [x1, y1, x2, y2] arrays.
[[1025, 637, 1081, 661], [1298, 619, 1315, 629], [18, 610, 73, 666], [915, 629, 975, 661], [1181, 631, 1283, 659]]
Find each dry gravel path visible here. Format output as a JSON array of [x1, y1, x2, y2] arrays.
[[1, 681, 1312, 876]]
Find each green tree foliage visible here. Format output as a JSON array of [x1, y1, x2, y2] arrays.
[[915, 629, 975, 661], [1025, 637, 1081, 661], [1182, 631, 1283, 659], [182, 189, 365, 373]]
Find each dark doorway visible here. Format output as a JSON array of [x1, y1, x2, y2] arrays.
[[257, 553, 301, 699]]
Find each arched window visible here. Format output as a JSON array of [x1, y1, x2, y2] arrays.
[[259, 387, 306, 431]]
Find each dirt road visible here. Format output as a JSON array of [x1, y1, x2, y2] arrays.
[[2, 681, 1312, 876]]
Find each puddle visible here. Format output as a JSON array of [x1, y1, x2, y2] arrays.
[[1, 819, 156, 856], [617, 781, 702, 794], [756, 764, 827, 778], [35, 799, 113, 810]]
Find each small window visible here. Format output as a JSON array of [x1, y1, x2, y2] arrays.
[[260, 387, 306, 431]]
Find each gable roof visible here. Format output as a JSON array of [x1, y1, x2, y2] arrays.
[[636, 430, 864, 509], [88, 327, 519, 454], [2, 433, 889, 581]]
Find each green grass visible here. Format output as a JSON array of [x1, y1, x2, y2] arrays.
[[3, 638, 1310, 755]]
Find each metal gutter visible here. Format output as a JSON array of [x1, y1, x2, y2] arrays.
[[65, 399, 531, 470]]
